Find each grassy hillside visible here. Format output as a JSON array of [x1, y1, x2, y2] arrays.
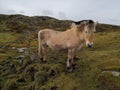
[[0, 14, 120, 90]]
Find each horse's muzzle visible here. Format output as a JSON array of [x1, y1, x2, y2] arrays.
[[86, 44, 93, 48]]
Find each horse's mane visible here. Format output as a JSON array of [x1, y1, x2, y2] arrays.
[[73, 20, 94, 25]]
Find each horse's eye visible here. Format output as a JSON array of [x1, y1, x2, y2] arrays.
[[85, 31, 88, 33]]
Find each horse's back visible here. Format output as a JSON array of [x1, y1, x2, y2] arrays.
[[40, 29, 61, 36], [38, 29, 62, 41]]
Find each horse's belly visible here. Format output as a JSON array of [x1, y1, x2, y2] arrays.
[[47, 41, 67, 50], [46, 37, 80, 50], [48, 44, 66, 50]]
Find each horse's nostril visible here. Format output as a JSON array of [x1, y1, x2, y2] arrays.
[[87, 44, 92, 48]]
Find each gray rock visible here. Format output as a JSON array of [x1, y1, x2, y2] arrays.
[[15, 55, 25, 63], [30, 53, 36, 61], [17, 48, 27, 53], [11, 47, 16, 49], [102, 70, 120, 76], [24, 50, 29, 55]]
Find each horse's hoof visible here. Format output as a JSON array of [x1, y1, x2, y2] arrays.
[[42, 60, 47, 63], [72, 64, 77, 70], [40, 58, 43, 61], [40, 60, 47, 63], [40, 58, 47, 63], [67, 67, 73, 72], [74, 56, 79, 60]]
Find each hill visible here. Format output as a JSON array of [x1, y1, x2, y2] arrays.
[[0, 14, 120, 32], [0, 14, 120, 90]]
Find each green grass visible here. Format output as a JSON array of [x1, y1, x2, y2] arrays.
[[0, 33, 16, 43], [0, 30, 120, 90], [0, 16, 120, 90]]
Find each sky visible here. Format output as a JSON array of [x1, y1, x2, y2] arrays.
[[0, 0, 120, 25]]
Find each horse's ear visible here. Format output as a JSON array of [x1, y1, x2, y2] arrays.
[[71, 23, 76, 28], [78, 21, 86, 31]]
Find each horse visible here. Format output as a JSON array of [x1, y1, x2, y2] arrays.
[[38, 20, 97, 71]]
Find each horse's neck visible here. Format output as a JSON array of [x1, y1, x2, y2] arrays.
[[74, 29, 85, 43]]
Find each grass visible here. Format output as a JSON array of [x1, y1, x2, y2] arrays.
[[0, 30, 120, 90], [0, 15, 120, 90], [0, 33, 16, 43]]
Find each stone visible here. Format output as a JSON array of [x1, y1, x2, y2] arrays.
[[102, 70, 120, 76], [17, 48, 27, 53]]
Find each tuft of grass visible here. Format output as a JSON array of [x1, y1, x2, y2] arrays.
[[3, 79, 18, 90], [22, 65, 36, 82], [98, 73, 120, 90], [0, 33, 16, 43], [34, 71, 49, 90]]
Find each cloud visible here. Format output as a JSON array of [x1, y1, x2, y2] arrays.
[[0, 8, 25, 15], [0, 0, 120, 25], [19, 10, 25, 14], [57, 12, 67, 20], [7, 10, 25, 14], [107, 18, 120, 25], [41, 9, 54, 16]]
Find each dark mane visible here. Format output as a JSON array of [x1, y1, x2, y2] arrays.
[[89, 20, 94, 23], [74, 20, 94, 25]]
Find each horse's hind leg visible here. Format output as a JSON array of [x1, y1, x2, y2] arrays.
[[38, 31, 47, 62], [39, 44, 46, 62], [67, 49, 76, 71], [38, 41, 46, 62]]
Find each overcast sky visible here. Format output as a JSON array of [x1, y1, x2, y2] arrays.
[[0, 0, 120, 25]]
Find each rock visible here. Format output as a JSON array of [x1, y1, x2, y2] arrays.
[[111, 71, 120, 76], [24, 50, 29, 55], [16, 55, 25, 59], [11, 47, 16, 49], [15, 55, 25, 63], [102, 70, 120, 76], [17, 48, 27, 53], [30, 53, 37, 61], [0, 45, 3, 48]]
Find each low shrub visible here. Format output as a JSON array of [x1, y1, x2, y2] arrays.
[[4, 79, 18, 90]]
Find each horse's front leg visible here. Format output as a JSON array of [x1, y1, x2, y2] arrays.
[[73, 54, 79, 60], [67, 48, 76, 71], [39, 45, 46, 63]]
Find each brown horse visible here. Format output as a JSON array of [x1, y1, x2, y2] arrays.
[[38, 20, 97, 71]]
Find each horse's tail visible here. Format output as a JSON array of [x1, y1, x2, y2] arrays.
[[38, 31, 41, 57]]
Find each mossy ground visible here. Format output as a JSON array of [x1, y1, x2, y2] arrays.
[[0, 29, 120, 90]]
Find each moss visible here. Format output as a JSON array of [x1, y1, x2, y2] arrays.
[[48, 64, 63, 77], [3, 79, 18, 90], [98, 73, 120, 90], [1, 14, 120, 90], [48, 73, 80, 90], [34, 71, 49, 90], [101, 66, 120, 71], [22, 57, 33, 67], [98, 60, 120, 71], [20, 82, 35, 90], [0, 33, 16, 43], [22, 65, 36, 82]]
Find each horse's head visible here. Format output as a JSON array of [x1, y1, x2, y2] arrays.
[[73, 20, 97, 48]]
